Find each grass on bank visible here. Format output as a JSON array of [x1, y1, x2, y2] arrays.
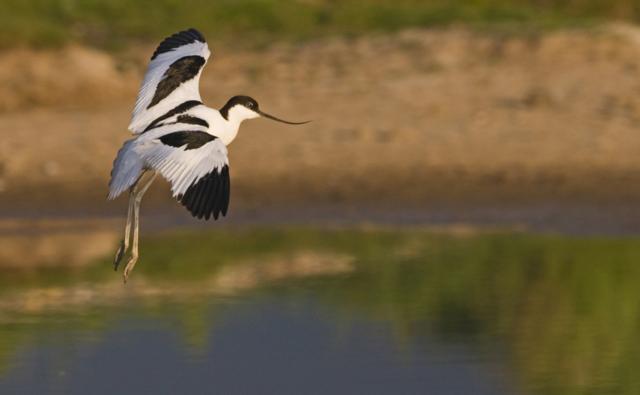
[[2, 0, 639, 49]]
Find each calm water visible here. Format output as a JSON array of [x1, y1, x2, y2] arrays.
[[0, 227, 639, 394]]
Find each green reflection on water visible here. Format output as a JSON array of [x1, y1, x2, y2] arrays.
[[1, 227, 640, 395]]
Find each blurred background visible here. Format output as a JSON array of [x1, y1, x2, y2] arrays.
[[2, 1, 640, 394]]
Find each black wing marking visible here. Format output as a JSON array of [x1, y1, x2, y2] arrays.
[[159, 131, 216, 150], [148, 56, 206, 109], [176, 115, 209, 128], [151, 28, 206, 60], [143, 100, 202, 133], [179, 166, 230, 220]]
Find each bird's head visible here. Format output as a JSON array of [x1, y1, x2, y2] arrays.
[[221, 95, 310, 125]]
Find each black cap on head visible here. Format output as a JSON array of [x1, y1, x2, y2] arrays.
[[220, 95, 310, 125], [220, 96, 258, 119]]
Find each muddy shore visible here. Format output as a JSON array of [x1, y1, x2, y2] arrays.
[[2, 27, 640, 212]]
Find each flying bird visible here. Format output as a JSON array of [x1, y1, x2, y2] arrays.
[[108, 28, 309, 282]]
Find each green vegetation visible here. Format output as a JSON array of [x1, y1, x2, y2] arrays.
[[2, 0, 639, 49], [1, 227, 640, 394]]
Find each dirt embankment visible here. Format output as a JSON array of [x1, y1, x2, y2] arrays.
[[2, 26, 640, 211]]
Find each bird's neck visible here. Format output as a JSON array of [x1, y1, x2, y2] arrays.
[[216, 106, 255, 145], [191, 106, 240, 146], [218, 118, 241, 146]]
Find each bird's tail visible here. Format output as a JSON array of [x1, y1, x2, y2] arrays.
[[108, 139, 144, 200]]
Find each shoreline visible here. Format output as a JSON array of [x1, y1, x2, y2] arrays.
[[2, 27, 640, 239], [1, 202, 639, 270]]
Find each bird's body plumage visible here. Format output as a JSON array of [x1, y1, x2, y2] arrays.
[[109, 29, 242, 219], [109, 28, 308, 282], [109, 102, 236, 217]]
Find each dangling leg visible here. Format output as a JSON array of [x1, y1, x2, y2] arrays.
[[113, 186, 137, 270], [123, 172, 157, 283]]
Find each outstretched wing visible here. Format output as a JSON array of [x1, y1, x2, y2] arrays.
[[129, 28, 211, 134], [141, 129, 230, 220]]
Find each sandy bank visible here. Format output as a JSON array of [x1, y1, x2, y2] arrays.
[[2, 27, 640, 209]]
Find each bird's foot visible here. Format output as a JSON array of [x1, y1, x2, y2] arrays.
[[113, 239, 127, 271], [122, 254, 139, 284]]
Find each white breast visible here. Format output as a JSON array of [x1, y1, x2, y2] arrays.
[[193, 107, 239, 146]]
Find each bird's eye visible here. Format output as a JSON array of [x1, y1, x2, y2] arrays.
[[247, 102, 254, 108]]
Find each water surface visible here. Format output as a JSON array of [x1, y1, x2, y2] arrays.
[[0, 228, 638, 394]]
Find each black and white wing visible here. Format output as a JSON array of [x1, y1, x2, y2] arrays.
[[142, 130, 230, 220], [129, 28, 211, 134]]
